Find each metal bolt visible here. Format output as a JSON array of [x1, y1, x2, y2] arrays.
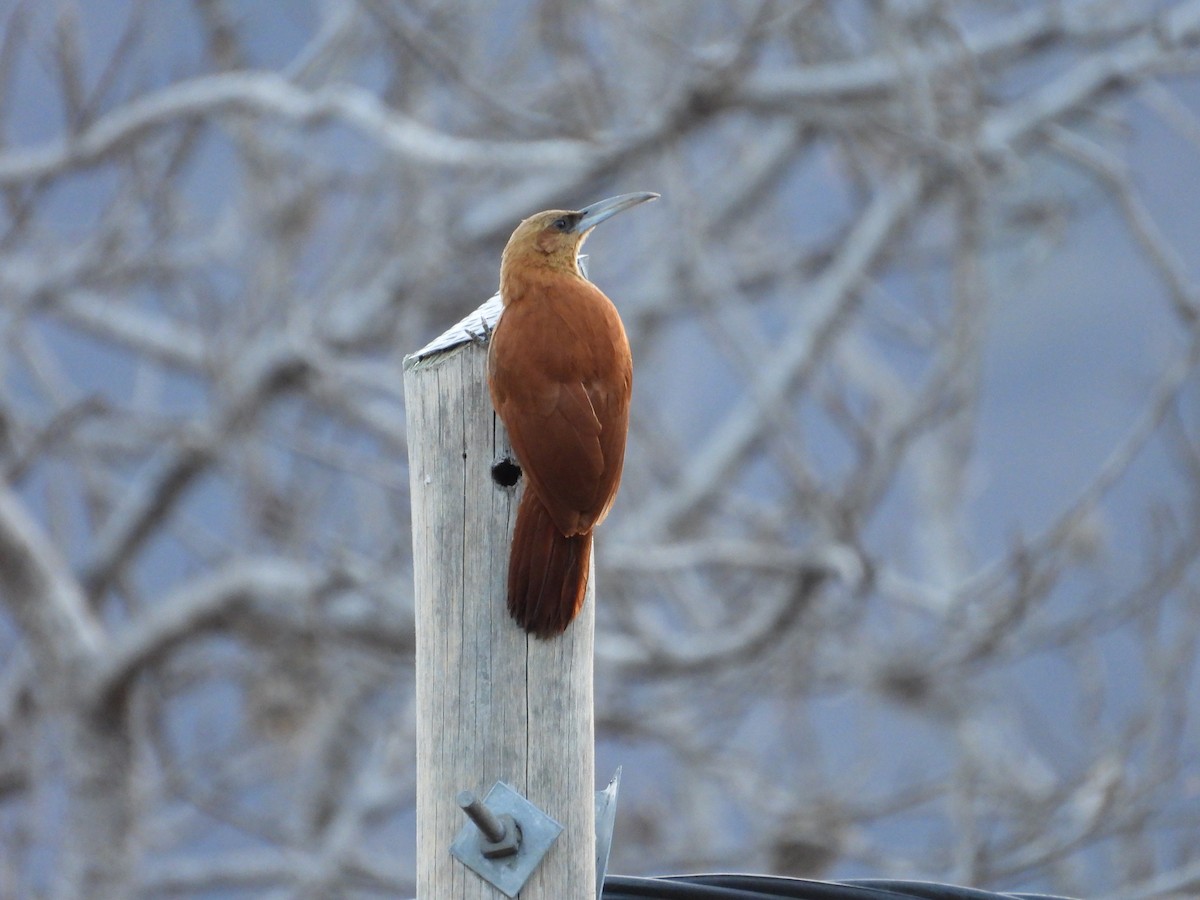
[[457, 791, 507, 843], [458, 790, 522, 858]]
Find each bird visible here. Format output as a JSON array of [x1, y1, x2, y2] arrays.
[[487, 192, 658, 638]]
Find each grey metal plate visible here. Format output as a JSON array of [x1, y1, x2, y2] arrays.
[[450, 781, 564, 898]]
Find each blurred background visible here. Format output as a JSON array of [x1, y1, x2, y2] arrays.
[[0, 1, 1199, 897]]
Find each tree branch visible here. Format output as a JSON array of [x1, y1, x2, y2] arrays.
[[0, 485, 102, 674], [0, 70, 591, 186]]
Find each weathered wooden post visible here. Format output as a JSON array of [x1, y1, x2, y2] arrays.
[[404, 309, 596, 899]]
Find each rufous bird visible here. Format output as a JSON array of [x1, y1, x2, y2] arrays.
[[488, 192, 658, 638]]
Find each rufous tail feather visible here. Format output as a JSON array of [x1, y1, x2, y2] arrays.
[[507, 489, 591, 638]]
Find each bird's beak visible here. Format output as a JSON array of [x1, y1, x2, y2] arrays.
[[572, 192, 659, 233]]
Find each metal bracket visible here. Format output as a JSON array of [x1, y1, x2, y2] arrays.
[[450, 782, 563, 898], [595, 767, 622, 899]]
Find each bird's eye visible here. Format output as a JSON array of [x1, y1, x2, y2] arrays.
[[552, 217, 570, 232]]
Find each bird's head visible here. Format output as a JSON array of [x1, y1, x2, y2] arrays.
[[500, 192, 659, 282]]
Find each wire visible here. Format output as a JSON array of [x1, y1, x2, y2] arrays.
[[602, 874, 1080, 900]]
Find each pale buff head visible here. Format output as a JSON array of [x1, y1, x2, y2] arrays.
[[500, 192, 660, 288]]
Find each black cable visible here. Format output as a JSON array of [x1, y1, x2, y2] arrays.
[[603, 875, 906, 898], [845, 881, 1077, 900], [602, 874, 1080, 900]]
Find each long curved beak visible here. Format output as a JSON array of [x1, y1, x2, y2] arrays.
[[572, 192, 659, 233]]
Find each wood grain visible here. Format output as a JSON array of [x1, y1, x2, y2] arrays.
[[405, 340, 596, 899]]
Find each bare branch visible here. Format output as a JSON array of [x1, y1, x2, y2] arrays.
[[80, 336, 313, 598], [624, 165, 924, 536], [1047, 124, 1200, 323], [88, 558, 333, 703], [0, 71, 591, 186], [0, 485, 102, 673]]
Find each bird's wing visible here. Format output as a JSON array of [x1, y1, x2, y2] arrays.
[[497, 374, 608, 535], [488, 281, 630, 536]]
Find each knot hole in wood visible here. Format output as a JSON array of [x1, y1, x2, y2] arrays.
[[491, 457, 522, 488]]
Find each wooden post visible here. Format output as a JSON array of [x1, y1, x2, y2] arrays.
[[404, 338, 596, 899]]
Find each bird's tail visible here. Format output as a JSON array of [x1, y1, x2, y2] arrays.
[[507, 490, 591, 638]]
